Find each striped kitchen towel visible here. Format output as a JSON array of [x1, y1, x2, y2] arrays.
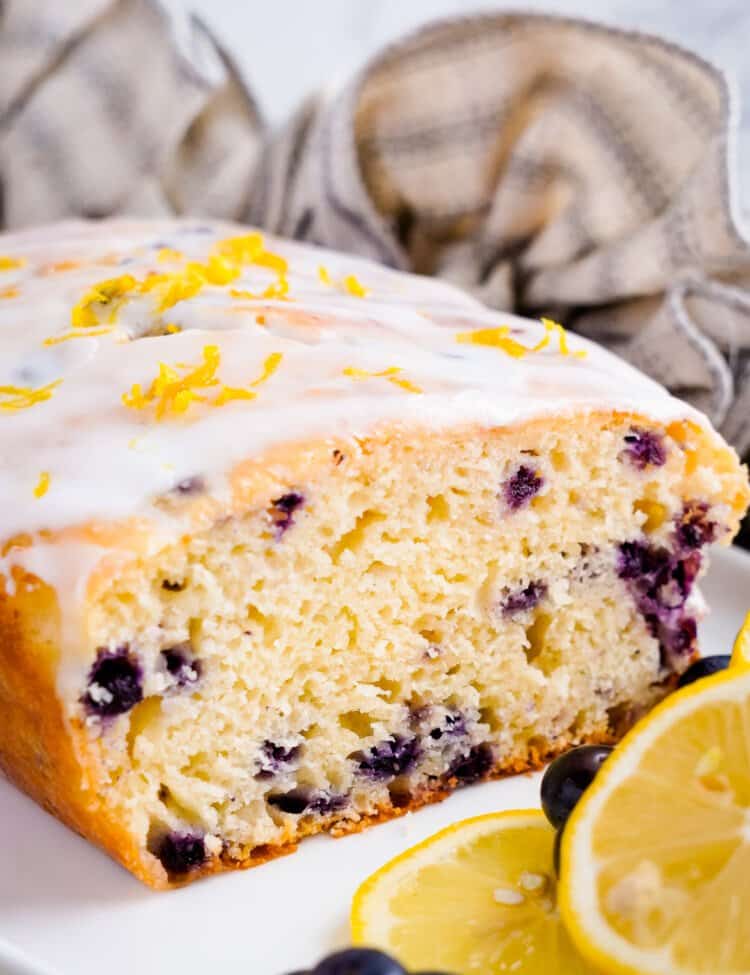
[[1, 0, 749, 454]]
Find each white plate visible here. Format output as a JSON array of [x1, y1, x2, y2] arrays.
[[2, 546, 749, 975]]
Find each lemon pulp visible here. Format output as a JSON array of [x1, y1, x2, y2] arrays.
[[352, 810, 592, 974], [562, 668, 750, 975]]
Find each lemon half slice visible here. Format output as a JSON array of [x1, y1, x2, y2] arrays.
[[731, 610, 750, 670], [352, 810, 592, 974], [561, 667, 750, 975]]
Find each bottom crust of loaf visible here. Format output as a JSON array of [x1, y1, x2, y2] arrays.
[[168, 704, 658, 888]]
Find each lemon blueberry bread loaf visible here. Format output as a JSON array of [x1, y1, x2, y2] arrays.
[[0, 220, 746, 889]]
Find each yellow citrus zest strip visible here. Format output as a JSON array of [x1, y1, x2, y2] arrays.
[[456, 319, 587, 359], [0, 256, 25, 271], [67, 233, 293, 345], [0, 379, 62, 412], [389, 376, 423, 394], [0, 287, 19, 299], [44, 327, 115, 346], [319, 264, 370, 298], [71, 275, 138, 329], [343, 274, 370, 298], [540, 317, 588, 359], [123, 346, 282, 420], [456, 325, 544, 358], [215, 233, 288, 275], [215, 232, 266, 264], [343, 366, 422, 394], [164, 323, 181, 335], [33, 472, 50, 499], [157, 248, 184, 263]]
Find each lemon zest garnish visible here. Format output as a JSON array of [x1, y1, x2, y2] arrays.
[[164, 323, 181, 335], [0, 379, 62, 412], [540, 318, 588, 359], [71, 275, 137, 329], [261, 276, 290, 300], [230, 279, 290, 302], [213, 386, 258, 407], [455, 325, 548, 358], [344, 366, 402, 380], [141, 267, 205, 314], [157, 248, 184, 263], [41, 260, 80, 275], [189, 255, 241, 286], [215, 233, 288, 275], [44, 326, 116, 346], [343, 274, 370, 298], [254, 250, 288, 275], [215, 233, 266, 264], [389, 376, 423, 394], [343, 366, 421, 394], [0, 287, 19, 299], [123, 347, 282, 420], [0, 256, 25, 271], [33, 472, 50, 499], [318, 265, 369, 297], [251, 351, 283, 387], [456, 319, 587, 359]]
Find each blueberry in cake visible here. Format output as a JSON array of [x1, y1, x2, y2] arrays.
[[0, 220, 746, 888]]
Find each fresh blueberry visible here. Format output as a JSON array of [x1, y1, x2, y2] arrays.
[[83, 646, 143, 717], [271, 492, 305, 537], [621, 428, 667, 470], [267, 790, 311, 815], [676, 501, 719, 550], [428, 710, 467, 741], [448, 743, 494, 784], [154, 831, 206, 876], [678, 654, 731, 687], [309, 792, 348, 815], [312, 948, 406, 975], [268, 790, 346, 816], [541, 746, 613, 830], [353, 736, 420, 780], [501, 581, 547, 616], [161, 579, 185, 592], [162, 643, 202, 687], [617, 541, 702, 666], [503, 465, 543, 511], [173, 475, 205, 495], [256, 740, 302, 779]]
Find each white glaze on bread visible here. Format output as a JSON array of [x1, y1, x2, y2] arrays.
[[0, 217, 707, 550]]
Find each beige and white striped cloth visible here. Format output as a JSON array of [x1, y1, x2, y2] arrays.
[[1, 1, 749, 455]]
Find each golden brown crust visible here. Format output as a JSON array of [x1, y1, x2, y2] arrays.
[[0, 569, 166, 887]]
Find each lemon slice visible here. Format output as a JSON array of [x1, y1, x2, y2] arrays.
[[730, 610, 750, 670], [351, 810, 593, 974], [560, 667, 750, 975]]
